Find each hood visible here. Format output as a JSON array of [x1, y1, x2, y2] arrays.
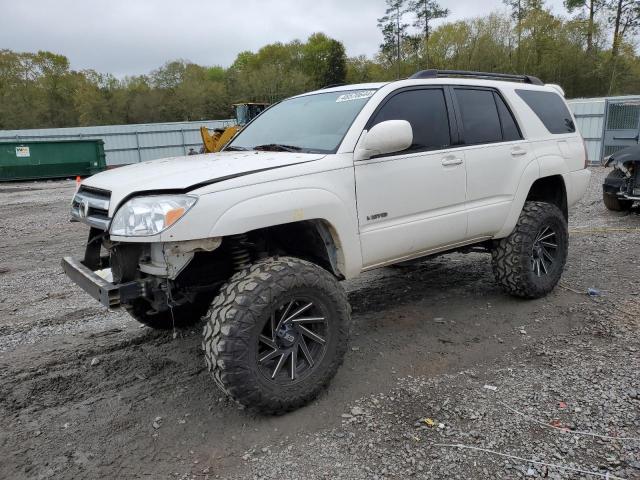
[[82, 150, 325, 205], [605, 145, 640, 167]]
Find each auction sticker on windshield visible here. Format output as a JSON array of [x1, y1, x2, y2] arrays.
[[336, 90, 376, 103]]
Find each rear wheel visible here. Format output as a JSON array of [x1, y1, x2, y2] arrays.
[[202, 257, 350, 414], [492, 201, 568, 299]]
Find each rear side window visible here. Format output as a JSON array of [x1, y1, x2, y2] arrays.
[[494, 93, 522, 141], [455, 89, 502, 145], [516, 89, 575, 134], [370, 88, 451, 152]]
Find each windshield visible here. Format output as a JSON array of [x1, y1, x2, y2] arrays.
[[226, 89, 377, 154]]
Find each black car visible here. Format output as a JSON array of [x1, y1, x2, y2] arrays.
[[603, 145, 640, 211]]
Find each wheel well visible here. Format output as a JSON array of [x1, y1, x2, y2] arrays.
[[172, 220, 344, 300], [526, 175, 568, 220], [246, 220, 344, 279]]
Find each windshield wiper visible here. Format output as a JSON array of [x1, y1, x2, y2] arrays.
[[253, 144, 302, 152]]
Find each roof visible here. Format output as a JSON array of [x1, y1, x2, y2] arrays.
[[298, 74, 559, 99]]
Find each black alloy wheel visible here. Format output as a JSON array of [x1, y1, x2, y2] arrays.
[[257, 298, 329, 383], [531, 225, 559, 277]]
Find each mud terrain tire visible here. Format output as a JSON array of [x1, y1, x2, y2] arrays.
[[202, 257, 350, 414], [492, 201, 568, 299], [603, 170, 633, 211], [124, 297, 210, 330]]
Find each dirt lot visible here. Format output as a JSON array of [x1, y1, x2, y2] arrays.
[[0, 168, 638, 480]]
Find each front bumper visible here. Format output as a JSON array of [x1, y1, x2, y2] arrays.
[[61, 256, 143, 309]]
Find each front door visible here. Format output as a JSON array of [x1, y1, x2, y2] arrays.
[[354, 87, 467, 268]]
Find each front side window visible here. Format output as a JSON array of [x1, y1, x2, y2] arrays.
[[516, 89, 576, 134], [369, 88, 451, 153], [227, 89, 377, 154], [455, 88, 503, 145]]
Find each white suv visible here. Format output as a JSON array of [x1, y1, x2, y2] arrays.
[[63, 70, 591, 413]]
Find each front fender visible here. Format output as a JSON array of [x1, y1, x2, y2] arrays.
[[210, 189, 362, 278]]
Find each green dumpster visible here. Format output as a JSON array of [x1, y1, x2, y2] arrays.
[[0, 140, 106, 181]]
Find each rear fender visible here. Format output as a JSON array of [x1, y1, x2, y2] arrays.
[[494, 159, 540, 238]]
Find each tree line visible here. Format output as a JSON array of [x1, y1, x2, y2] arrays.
[[0, 0, 639, 130], [374, 0, 640, 94]]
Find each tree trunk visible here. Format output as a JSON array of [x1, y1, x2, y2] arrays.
[[612, 0, 623, 58], [586, 0, 595, 53], [424, 3, 429, 68], [396, 5, 401, 79], [516, 0, 523, 72]]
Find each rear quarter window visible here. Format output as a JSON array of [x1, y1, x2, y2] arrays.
[[516, 89, 575, 134]]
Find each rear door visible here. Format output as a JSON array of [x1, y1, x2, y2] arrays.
[[451, 87, 534, 238], [354, 87, 468, 268]]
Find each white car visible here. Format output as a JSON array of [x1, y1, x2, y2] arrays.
[[63, 70, 591, 413]]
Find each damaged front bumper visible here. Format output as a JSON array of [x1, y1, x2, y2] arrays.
[[61, 256, 144, 309]]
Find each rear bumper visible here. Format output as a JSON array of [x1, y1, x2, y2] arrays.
[[61, 256, 143, 309], [563, 169, 591, 208]]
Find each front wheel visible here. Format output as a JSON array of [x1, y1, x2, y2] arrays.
[[603, 169, 633, 212], [492, 201, 568, 299], [202, 257, 351, 414]]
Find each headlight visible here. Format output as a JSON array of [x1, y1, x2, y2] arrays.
[[110, 195, 197, 237]]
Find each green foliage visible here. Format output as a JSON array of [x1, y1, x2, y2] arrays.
[[1, 2, 639, 131], [379, 0, 640, 97], [0, 33, 347, 129], [377, 0, 411, 75], [302, 33, 347, 88], [409, 0, 449, 40]]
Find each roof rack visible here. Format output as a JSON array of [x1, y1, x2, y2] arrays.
[[320, 83, 346, 89], [409, 69, 544, 86]]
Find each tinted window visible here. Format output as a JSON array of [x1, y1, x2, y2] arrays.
[[371, 89, 451, 152], [516, 89, 575, 134], [455, 88, 502, 145], [228, 89, 376, 153], [494, 93, 522, 141]]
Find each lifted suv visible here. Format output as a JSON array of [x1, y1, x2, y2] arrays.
[[63, 70, 590, 413]]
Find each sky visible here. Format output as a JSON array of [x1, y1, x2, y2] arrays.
[[0, 0, 566, 77]]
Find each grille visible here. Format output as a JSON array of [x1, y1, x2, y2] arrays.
[[71, 186, 112, 230]]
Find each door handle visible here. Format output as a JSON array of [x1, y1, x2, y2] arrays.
[[441, 157, 463, 166], [511, 147, 528, 157]]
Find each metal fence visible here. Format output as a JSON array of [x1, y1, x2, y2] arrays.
[[568, 95, 640, 165], [567, 98, 606, 165], [1, 96, 639, 167], [0, 119, 232, 166]]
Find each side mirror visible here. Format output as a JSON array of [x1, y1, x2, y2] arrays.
[[355, 120, 413, 160]]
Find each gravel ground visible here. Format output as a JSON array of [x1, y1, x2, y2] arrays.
[[0, 168, 638, 479], [240, 308, 640, 480]]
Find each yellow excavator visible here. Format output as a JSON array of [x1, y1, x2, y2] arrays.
[[200, 103, 269, 153]]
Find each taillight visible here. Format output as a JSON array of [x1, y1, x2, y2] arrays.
[[582, 136, 588, 169]]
